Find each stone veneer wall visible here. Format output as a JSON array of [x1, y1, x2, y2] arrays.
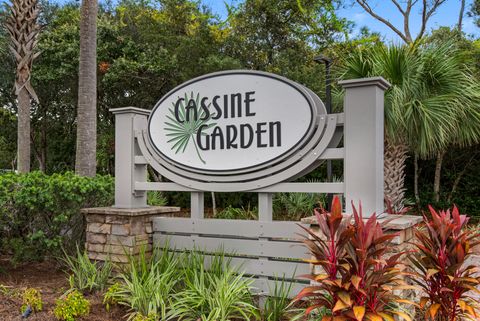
[[82, 206, 180, 263]]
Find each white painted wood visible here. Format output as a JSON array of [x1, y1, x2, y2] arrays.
[[258, 193, 273, 222], [153, 218, 308, 240], [191, 192, 204, 219], [250, 278, 308, 298], [154, 234, 308, 259], [339, 77, 390, 217], [110, 108, 149, 208], [136, 181, 344, 194], [319, 147, 344, 160]]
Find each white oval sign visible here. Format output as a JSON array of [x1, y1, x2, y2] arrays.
[[148, 70, 322, 173]]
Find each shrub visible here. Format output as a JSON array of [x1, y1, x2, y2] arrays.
[[295, 196, 414, 320], [410, 205, 480, 321], [273, 192, 324, 220], [171, 250, 259, 321], [147, 190, 167, 206], [21, 288, 43, 314], [103, 247, 179, 320], [215, 204, 258, 220], [0, 171, 113, 262], [63, 246, 112, 293], [53, 289, 90, 321]]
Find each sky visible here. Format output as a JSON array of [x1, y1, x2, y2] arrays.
[[202, 0, 480, 43]]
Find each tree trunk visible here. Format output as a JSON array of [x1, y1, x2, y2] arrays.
[[75, 0, 98, 177], [447, 152, 477, 203], [384, 138, 408, 212], [211, 192, 217, 217], [433, 151, 445, 203], [414, 152, 419, 205], [458, 0, 465, 32], [17, 87, 30, 173]]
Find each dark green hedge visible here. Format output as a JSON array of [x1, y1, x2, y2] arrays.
[[0, 171, 113, 263]]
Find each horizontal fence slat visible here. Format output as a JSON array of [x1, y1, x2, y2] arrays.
[[153, 218, 308, 240], [154, 234, 308, 260], [165, 251, 311, 279], [135, 181, 344, 194], [134, 156, 148, 165], [253, 182, 344, 193], [135, 182, 197, 192], [319, 147, 344, 160]]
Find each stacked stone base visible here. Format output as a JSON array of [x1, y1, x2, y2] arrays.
[[82, 206, 180, 263]]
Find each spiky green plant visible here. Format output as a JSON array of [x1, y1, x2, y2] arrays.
[[104, 246, 179, 321], [171, 250, 259, 321], [262, 276, 296, 321], [164, 91, 216, 164], [62, 246, 112, 293]]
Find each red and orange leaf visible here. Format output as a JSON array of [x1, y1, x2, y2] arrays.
[[353, 306, 365, 321]]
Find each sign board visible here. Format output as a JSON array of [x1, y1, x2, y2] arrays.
[[148, 70, 327, 178]]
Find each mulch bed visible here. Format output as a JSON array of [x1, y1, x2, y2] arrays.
[[0, 257, 125, 321]]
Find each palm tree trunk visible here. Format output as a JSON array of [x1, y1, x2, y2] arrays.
[[75, 0, 98, 177], [384, 138, 408, 212], [17, 87, 30, 173], [433, 151, 445, 203], [458, 0, 465, 32]]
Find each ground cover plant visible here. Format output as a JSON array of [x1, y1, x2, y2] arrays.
[[410, 205, 480, 321], [295, 196, 415, 320], [171, 250, 259, 321], [62, 246, 113, 294], [104, 247, 179, 320], [53, 289, 90, 321]]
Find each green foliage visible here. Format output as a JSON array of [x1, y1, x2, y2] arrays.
[[0, 172, 113, 262], [131, 312, 158, 321], [63, 246, 112, 293], [171, 250, 259, 321], [103, 282, 121, 311], [340, 41, 480, 158], [215, 204, 258, 220], [147, 190, 167, 206], [410, 205, 480, 320], [53, 289, 90, 321], [262, 277, 295, 321], [104, 247, 179, 320], [21, 288, 43, 314], [273, 193, 324, 220]]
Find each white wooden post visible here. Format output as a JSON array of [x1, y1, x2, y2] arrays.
[[191, 192, 205, 219], [110, 107, 150, 208], [339, 77, 390, 217]]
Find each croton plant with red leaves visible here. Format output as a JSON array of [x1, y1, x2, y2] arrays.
[[410, 205, 480, 321], [295, 196, 415, 321]]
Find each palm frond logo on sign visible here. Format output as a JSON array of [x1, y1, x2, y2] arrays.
[[163, 92, 215, 164]]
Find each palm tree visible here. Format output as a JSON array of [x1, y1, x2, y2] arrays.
[[5, 0, 41, 173], [339, 42, 480, 210], [75, 0, 98, 177]]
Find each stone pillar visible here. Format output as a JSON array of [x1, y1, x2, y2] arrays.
[[83, 206, 180, 263], [338, 77, 391, 217]]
